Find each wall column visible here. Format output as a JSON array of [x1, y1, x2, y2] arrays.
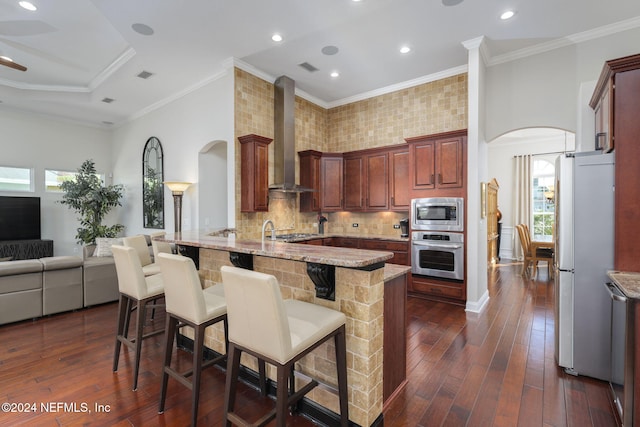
[[463, 36, 489, 313]]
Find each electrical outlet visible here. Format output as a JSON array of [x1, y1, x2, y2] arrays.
[[352, 223, 359, 228], [393, 224, 400, 229]]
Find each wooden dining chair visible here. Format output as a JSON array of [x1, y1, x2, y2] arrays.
[[516, 224, 554, 278]]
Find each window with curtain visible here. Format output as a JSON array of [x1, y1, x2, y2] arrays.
[[532, 159, 555, 241]]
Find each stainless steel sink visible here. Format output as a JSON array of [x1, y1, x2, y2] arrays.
[[274, 233, 320, 240]]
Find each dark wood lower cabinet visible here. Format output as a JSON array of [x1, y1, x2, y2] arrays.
[[409, 274, 466, 305], [319, 237, 410, 266]]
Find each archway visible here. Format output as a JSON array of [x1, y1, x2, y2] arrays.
[[198, 140, 228, 230], [487, 128, 575, 261]]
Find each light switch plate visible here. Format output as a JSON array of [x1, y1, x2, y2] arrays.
[[352, 223, 359, 227]]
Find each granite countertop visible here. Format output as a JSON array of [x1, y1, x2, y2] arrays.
[[608, 271, 640, 299], [162, 230, 394, 268], [384, 263, 411, 282], [204, 228, 409, 243]]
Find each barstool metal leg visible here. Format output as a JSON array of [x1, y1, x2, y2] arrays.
[[158, 315, 178, 414], [335, 325, 349, 427], [191, 323, 206, 427], [258, 358, 267, 396], [132, 298, 146, 391], [276, 364, 290, 427], [122, 297, 132, 339], [113, 294, 129, 372], [223, 343, 242, 427]]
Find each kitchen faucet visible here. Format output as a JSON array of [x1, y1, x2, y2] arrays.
[[262, 219, 276, 242]]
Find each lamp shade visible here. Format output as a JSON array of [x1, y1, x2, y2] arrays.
[[164, 181, 192, 192]]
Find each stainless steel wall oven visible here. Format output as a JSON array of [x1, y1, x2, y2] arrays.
[[411, 231, 464, 280], [410, 197, 465, 280]]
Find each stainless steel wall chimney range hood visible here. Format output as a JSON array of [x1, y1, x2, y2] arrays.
[[269, 76, 314, 193]]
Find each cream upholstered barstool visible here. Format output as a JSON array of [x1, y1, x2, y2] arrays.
[[111, 245, 165, 391], [123, 235, 161, 276], [220, 266, 349, 427], [157, 253, 228, 427], [150, 231, 175, 259], [152, 239, 174, 259]]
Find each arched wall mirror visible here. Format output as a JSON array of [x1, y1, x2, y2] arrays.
[[142, 136, 164, 229]]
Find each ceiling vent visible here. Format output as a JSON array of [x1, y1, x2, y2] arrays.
[[137, 70, 154, 79], [298, 62, 319, 73], [101, 97, 114, 104]]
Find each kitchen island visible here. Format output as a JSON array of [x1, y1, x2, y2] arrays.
[[161, 230, 409, 427]]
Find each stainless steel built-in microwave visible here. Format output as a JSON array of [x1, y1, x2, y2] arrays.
[[411, 197, 464, 232]]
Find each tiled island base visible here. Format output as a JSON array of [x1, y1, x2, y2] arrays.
[[195, 247, 385, 427]]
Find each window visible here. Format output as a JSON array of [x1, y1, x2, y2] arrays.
[[45, 170, 77, 192], [0, 166, 34, 192], [45, 169, 105, 192], [532, 159, 555, 241]]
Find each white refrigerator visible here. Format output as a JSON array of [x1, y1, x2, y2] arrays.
[[554, 151, 615, 381]]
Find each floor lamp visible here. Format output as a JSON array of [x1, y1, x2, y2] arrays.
[[164, 181, 192, 233]]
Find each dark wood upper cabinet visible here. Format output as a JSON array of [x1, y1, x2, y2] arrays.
[[320, 154, 344, 211], [343, 154, 365, 210], [344, 150, 391, 212], [407, 130, 466, 192], [410, 140, 436, 189], [365, 152, 389, 210], [239, 134, 272, 212], [303, 144, 410, 213], [299, 151, 344, 212], [436, 136, 464, 188], [298, 150, 321, 212], [590, 53, 640, 272], [389, 147, 410, 210], [593, 82, 612, 152]]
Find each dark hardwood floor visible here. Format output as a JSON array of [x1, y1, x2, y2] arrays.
[[0, 262, 616, 426]]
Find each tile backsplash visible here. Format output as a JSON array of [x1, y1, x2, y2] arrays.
[[233, 67, 465, 237], [323, 211, 409, 237]]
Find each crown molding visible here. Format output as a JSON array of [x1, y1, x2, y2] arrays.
[[487, 16, 640, 67]]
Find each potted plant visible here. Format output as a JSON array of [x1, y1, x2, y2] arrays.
[[59, 159, 125, 245]]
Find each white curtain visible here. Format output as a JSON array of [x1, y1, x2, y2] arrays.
[[513, 155, 532, 260]]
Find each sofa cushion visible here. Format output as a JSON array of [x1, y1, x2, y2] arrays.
[[93, 237, 123, 257], [40, 256, 83, 271], [0, 259, 43, 277]]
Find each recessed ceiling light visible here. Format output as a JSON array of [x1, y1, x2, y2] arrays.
[[132, 23, 154, 36], [330, 71, 340, 78], [272, 34, 283, 42], [400, 46, 411, 54], [18, 1, 37, 11], [500, 10, 515, 20]]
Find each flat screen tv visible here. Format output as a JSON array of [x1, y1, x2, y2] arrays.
[[0, 196, 41, 241]]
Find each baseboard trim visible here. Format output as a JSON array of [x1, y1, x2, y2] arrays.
[[465, 290, 489, 314]]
